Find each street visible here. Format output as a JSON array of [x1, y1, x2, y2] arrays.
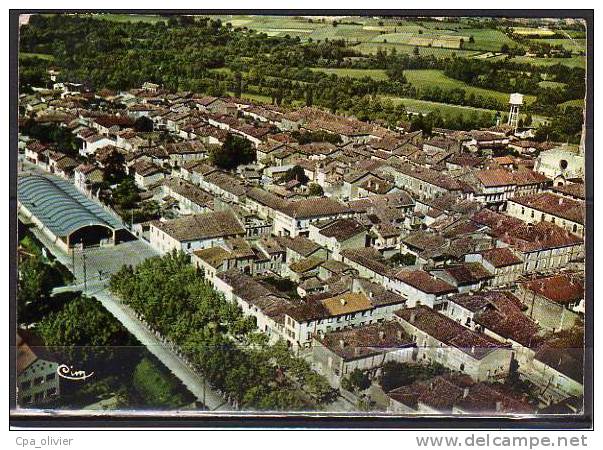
[[23, 212, 231, 411]]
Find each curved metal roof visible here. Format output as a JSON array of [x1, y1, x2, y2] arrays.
[[17, 174, 125, 238]]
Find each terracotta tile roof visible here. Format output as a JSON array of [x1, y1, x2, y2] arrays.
[[289, 256, 324, 274], [131, 159, 163, 177], [466, 291, 543, 348], [393, 270, 457, 295], [340, 248, 390, 276], [510, 192, 584, 225], [217, 270, 300, 323], [522, 273, 584, 305], [318, 218, 366, 242], [440, 263, 494, 286], [276, 235, 322, 257], [193, 246, 232, 269], [475, 168, 515, 187], [479, 247, 523, 268], [283, 197, 351, 219], [162, 177, 213, 208], [551, 183, 585, 200], [396, 306, 506, 359], [151, 210, 244, 242], [320, 292, 373, 316], [316, 321, 414, 361]]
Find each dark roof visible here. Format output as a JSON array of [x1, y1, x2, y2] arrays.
[[151, 210, 244, 242], [17, 174, 125, 238], [316, 321, 414, 361], [395, 306, 506, 360], [393, 270, 457, 295], [318, 218, 366, 242]]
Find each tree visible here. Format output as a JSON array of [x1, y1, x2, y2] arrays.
[[17, 256, 63, 325], [279, 165, 309, 185], [210, 133, 255, 170], [112, 178, 140, 209], [102, 150, 126, 184], [343, 368, 371, 392], [389, 252, 416, 266], [132, 358, 187, 407], [133, 116, 154, 132], [305, 87, 314, 107], [37, 295, 136, 369], [380, 361, 449, 392], [233, 71, 243, 99], [308, 183, 324, 196]]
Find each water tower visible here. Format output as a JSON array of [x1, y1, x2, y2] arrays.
[[507, 93, 524, 131]]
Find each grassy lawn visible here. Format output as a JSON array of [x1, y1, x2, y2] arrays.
[[403, 69, 536, 105], [310, 67, 389, 80]]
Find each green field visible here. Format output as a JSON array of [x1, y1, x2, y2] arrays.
[[462, 29, 524, 52], [382, 96, 547, 125], [510, 54, 585, 68], [384, 96, 497, 116], [559, 98, 585, 109], [530, 38, 586, 53], [310, 67, 389, 80], [538, 80, 567, 89], [513, 27, 556, 37], [203, 15, 527, 56], [93, 13, 167, 24], [403, 69, 536, 105], [19, 52, 55, 61]]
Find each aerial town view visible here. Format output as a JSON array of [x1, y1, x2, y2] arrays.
[[15, 13, 587, 416]]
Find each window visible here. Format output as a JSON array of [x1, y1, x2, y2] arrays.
[[33, 377, 43, 385], [45, 373, 55, 382]]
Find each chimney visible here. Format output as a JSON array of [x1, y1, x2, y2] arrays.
[[339, 339, 346, 349], [340, 298, 347, 306], [396, 329, 402, 340], [410, 311, 417, 323], [495, 400, 503, 412], [559, 197, 563, 205], [379, 331, 385, 340], [471, 345, 476, 354], [463, 387, 469, 398], [369, 291, 374, 298]]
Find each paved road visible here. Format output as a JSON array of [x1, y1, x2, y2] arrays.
[[22, 213, 231, 411]]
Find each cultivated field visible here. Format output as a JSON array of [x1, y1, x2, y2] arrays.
[[403, 69, 536, 105], [512, 27, 557, 36], [310, 68, 389, 80]]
